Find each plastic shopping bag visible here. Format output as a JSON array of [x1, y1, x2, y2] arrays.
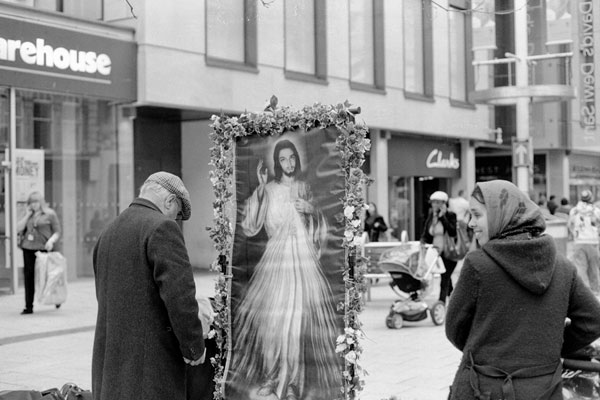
[[35, 251, 67, 306]]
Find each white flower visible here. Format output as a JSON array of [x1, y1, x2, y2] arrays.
[[344, 206, 355, 219], [351, 219, 361, 227], [344, 230, 354, 241], [345, 351, 357, 364], [336, 343, 347, 353]]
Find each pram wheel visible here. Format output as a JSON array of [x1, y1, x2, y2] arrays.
[[430, 301, 446, 326], [386, 314, 404, 329]]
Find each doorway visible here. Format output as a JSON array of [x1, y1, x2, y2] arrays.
[[414, 177, 449, 240]]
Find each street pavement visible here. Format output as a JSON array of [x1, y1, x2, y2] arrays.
[[0, 271, 461, 400]]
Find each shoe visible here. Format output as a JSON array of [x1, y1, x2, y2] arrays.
[[20, 309, 33, 315]]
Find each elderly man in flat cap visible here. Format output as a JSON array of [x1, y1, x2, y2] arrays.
[[92, 171, 206, 400]]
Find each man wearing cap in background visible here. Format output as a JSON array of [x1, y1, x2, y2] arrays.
[[92, 171, 206, 400], [568, 189, 600, 295]]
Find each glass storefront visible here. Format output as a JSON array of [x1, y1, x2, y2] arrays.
[[0, 88, 134, 283]]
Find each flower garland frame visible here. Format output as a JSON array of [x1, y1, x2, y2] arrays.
[[208, 96, 371, 399]]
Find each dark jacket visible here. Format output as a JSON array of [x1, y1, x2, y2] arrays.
[[364, 214, 387, 242], [446, 234, 600, 400], [92, 198, 205, 400], [420, 209, 457, 244]]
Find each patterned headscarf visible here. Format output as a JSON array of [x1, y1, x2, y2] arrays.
[[476, 180, 545, 240]]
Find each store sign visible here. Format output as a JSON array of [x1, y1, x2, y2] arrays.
[[0, 15, 136, 101], [425, 149, 460, 170], [0, 38, 112, 76], [389, 137, 461, 178], [579, 0, 596, 137]]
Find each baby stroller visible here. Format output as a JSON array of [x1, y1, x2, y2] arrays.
[[378, 242, 446, 329]]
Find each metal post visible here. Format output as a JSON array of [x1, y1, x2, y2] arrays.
[[9, 88, 16, 294], [514, 0, 531, 194]]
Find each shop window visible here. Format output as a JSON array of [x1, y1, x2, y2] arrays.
[[284, 0, 327, 83], [389, 176, 412, 241], [403, 0, 433, 99], [0, 89, 8, 148], [15, 90, 123, 277], [206, 0, 257, 71], [349, 0, 385, 92], [449, 0, 474, 105]]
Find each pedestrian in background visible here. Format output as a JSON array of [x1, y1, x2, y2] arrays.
[[547, 195, 558, 215], [420, 191, 457, 304], [16, 191, 61, 315], [554, 197, 572, 220], [567, 189, 600, 294], [364, 201, 388, 242], [448, 190, 470, 224], [92, 171, 206, 400], [448, 189, 472, 288], [446, 180, 600, 400]]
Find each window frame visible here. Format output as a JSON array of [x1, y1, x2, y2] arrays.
[[349, 0, 386, 93], [205, 0, 258, 73], [284, 0, 328, 85], [448, 0, 475, 108], [403, 0, 434, 102]]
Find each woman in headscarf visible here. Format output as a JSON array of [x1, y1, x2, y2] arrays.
[[446, 180, 600, 400]]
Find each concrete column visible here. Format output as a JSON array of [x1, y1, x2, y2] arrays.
[[515, 0, 531, 193], [370, 130, 389, 220], [60, 102, 77, 280]]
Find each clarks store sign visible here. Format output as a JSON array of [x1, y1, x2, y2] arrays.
[[0, 16, 136, 101], [389, 136, 461, 178]]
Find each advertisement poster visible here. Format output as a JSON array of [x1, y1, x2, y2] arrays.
[[226, 127, 345, 400], [14, 148, 45, 202]]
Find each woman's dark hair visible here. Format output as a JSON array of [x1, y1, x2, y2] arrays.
[[471, 185, 485, 205], [273, 139, 301, 181]]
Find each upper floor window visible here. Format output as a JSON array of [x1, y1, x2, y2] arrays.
[[349, 0, 385, 91], [449, 1, 473, 104], [403, 0, 433, 99], [206, 0, 257, 70], [4, 0, 102, 20], [284, 0, 327, 82]]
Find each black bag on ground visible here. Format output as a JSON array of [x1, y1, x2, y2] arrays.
[[0, 388, 62, 400]]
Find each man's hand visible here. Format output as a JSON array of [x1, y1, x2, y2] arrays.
[[183, 348, 207, 366]]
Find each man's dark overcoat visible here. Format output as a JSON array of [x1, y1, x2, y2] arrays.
[[92, 198, 205, 400]]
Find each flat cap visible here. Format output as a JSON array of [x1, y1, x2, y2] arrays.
[[145, 171, 191, 220]]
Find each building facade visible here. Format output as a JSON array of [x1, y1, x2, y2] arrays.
[[0, 2, 136, 291], [3, 0, 596, 282]]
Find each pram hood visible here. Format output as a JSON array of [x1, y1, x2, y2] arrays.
[[377, 242, 444, 279], [481, 234, 557, 295]]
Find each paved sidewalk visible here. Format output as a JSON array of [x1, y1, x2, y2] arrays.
[[0, 272, 461, 399]]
